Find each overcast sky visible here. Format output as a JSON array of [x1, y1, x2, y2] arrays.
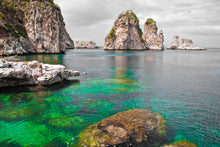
[[54, 0, 220, 48]]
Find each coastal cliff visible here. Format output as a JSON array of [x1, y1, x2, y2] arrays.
[[142, 18, 164, 50], [0, 0, 74, 56], [168, 36, 205, 50], [104, 10, 146, 50]]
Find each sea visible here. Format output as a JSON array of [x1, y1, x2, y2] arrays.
[[0, 48, 219, 147]]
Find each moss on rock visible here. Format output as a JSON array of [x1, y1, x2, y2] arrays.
[[164, 140, 197, 147], [145, 18, 156, 25], [78, 109, 166, 146]]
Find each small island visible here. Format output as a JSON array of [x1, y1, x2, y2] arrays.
[[75, 40, 99, 49], [168, 36, 206, 50]]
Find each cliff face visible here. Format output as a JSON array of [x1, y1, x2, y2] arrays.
[[0, 0, 74, 56], [104, 10, 146, 50], [142, 18, 164, 50], [169, 36, 205, 50]]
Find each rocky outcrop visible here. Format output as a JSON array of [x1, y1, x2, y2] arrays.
[[0, 0, 74, 56], [143, 18, 164, 50], [0, 59, 80, 87], [168, 36, 205, 50], [75, 40, 99, 49], [164, 141, 197, 147], [104, 10, 146, 50], [169, 36, 179, 49], [77, 109, 166, 146]]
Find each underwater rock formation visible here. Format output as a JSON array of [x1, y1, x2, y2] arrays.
[[142, 18, 164, 50], [104, 10, 146, 50], [0, 0, 74, 56], [75, 41, 99, 49], [0, 59, 80, 87], [164, 140, 197, 147], [168, 36, 205, 50], [77, 109, 166, 146]]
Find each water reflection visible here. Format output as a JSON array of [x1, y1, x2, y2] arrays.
[[17, 54, 64, 65]]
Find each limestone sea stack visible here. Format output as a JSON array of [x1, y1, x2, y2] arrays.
[[75, 41, 99, 49], [0, 59, 80, 87], [104, 10, 146, 50], [168, 36, 205, 50], [142, 18, 164, 50], [77, 109, 166, 146], [0, 0, 74, 56]]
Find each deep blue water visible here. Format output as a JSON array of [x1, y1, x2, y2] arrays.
[[0, 49, 220, 146]]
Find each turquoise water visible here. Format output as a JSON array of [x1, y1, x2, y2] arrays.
[[0, 49, 220, 146]]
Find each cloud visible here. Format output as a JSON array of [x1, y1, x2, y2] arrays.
[[55, 0, 220, 47]]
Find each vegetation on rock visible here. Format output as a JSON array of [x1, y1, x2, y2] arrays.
[[145, 18, 156, 25], [164, 140, 197, 147], [77, 109, 166, 146]]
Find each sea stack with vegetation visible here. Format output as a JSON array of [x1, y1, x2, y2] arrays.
[[168, 36, 205, 50], [104, 10, 146, 50], [0, 0, 74, 56], [142, 18, 164, 50]]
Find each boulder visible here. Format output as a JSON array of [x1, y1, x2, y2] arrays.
[[75, 41, 99, 49], [104, 10, 146, 50], [143, 18, 164, 50], [77, 109, 166, 146], [0, 0, 74, 56], [168, 36, 205, 50], [0, 59, 80, 87], [164, 141, 197, 147]]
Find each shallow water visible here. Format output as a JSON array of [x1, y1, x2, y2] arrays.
[[0, 49, 220, 146]]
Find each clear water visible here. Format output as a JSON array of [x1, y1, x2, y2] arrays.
[[0, 49, 220, 147]]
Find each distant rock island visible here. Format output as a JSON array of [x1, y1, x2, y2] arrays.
[[104, 10, 146, 50], [75, 40, 99, 49], [143, 18, 164, 50], [0, 0, 74, 56], [168, 36, 205, 50]]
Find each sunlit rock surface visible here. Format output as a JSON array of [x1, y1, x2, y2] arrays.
[[0, 59, 80, 87], [77, 109, 166, 146]]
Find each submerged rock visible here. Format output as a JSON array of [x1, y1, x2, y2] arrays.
[[143, 18, 164, 50], [164, 140, 197, 147], [104, 10, 146, 50], [75, 41, 99, 49], [77, 109, 166, 146], [0, 59, 80, 87], [0, 0, 74, 56], [168, 36, 205, 50]]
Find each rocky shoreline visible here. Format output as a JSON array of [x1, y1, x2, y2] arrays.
[[0, 59, 80, 88]]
